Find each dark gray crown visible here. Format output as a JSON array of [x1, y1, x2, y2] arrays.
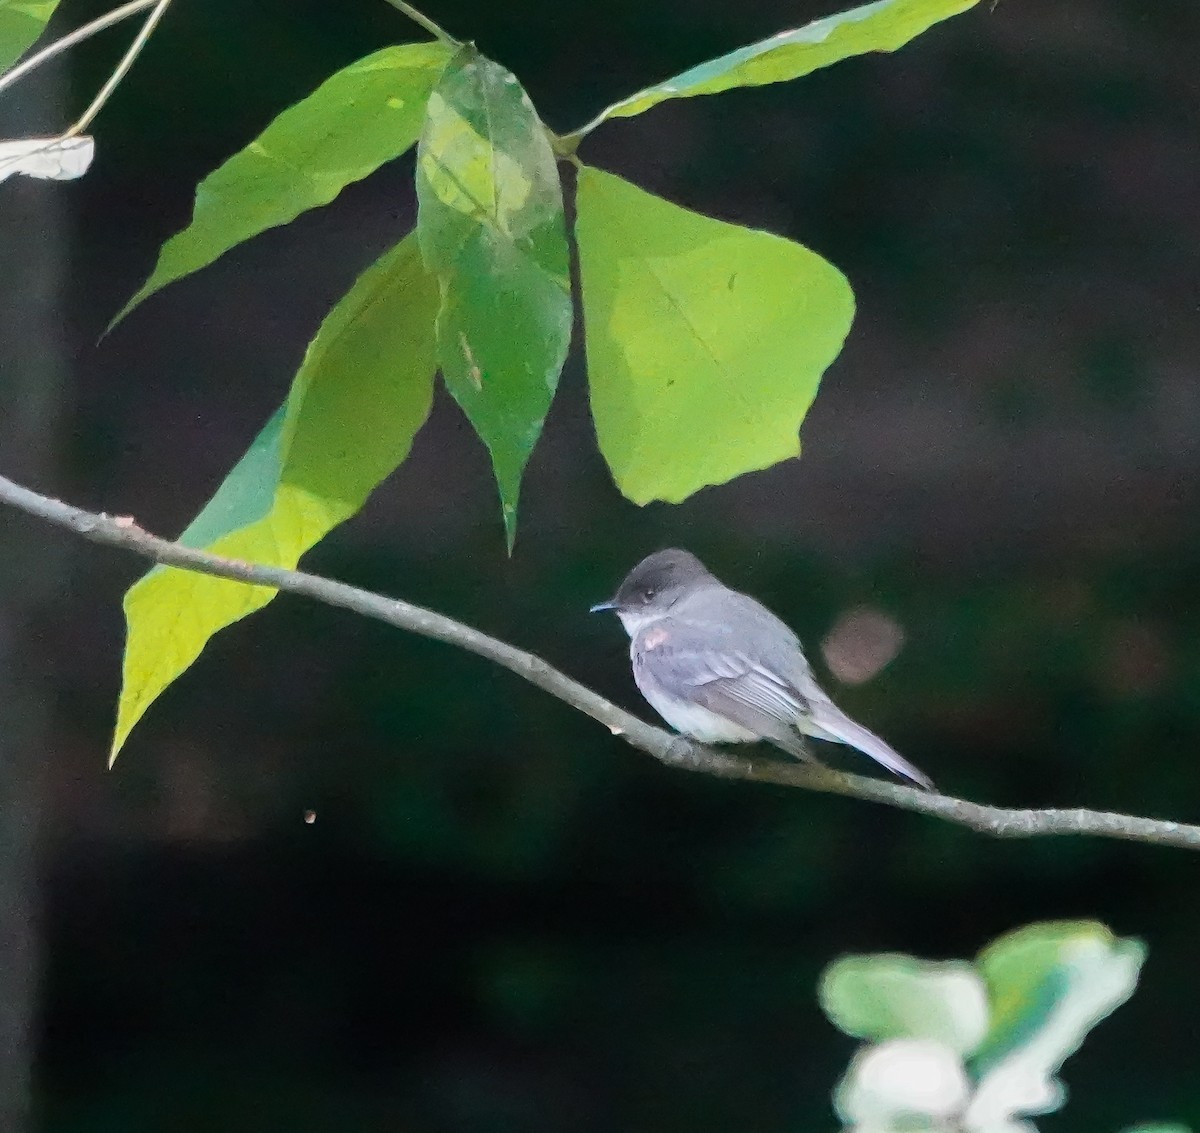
[[611, 548, 714, 611]]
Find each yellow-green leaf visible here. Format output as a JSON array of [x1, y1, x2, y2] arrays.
[[112, 41, 452, 327], [111, 232, 438, 761], [973, 921, 1145, 1072], [966, 921, 1145, 1124], [576, 0, 980, 136], [575, 165, 853, 504], [0, 0, 60, 73]]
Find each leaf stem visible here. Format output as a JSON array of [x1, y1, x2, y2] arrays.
[[545, 127, 581, 160], [379, 0, 457, 45], [554, 123, 594, 154], [66, 0, 172, 137], [557, 102, 626, 152], [0, 0, 158, 99]]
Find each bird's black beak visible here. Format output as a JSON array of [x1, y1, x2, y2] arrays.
[[589, 599, 617, 614]]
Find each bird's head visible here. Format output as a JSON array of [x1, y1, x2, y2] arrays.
[[590, 548, 714, 632]]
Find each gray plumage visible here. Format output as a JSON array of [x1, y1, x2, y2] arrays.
[[592, 549, 934, 791]]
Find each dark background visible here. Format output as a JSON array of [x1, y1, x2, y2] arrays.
[[4, 0, 1200, 1127]]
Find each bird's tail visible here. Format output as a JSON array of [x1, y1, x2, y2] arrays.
[[804, 701, 935, 791]]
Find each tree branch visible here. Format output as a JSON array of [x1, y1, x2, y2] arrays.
[[1, 470, 1197, 851]]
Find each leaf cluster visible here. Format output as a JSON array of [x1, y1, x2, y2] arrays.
[[2, 0, 982, 761], [819, 920, 1186, 1133]]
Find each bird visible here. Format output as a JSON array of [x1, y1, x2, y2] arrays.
[[590, 548, 934, 791]]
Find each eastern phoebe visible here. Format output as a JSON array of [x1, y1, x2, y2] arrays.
[[592, 548, 934, 791]]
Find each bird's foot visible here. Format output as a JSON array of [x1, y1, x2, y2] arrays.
[[662, 735, 707, 770]]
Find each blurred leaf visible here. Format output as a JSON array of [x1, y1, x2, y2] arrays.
[[416, 45, 571, 549], [111, 232, 438, 760], [965, 921, 1145, 1126], [577, 0, 981, 134], [834, 1038, 970, 1127], [112, 41, 452, 326], [0, 0, 60, 73], [820, 954, 989, 1054], [575, 165, 853, 504]]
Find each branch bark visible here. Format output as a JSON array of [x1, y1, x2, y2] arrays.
[[1, 471, 1198, 852]]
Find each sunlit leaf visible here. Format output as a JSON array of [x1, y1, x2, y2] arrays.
[[575, 165, 853, 505], [965, 921, 1145, 1125], [577, 0, 980, 135], [0, 134, 92, 183], [111, 232, 439, 760], [416, 45, 571, 549], [820, 953, 989, 1054], [0, 0, 60, 73], [112, 41, 453, 327]]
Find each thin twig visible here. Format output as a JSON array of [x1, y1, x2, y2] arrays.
[[379, 0, 457, 45], [1, 470, 1198, 852], [0, 0, 171, 183], [66, 0, 172, 137], [0, 0, 158, 98]]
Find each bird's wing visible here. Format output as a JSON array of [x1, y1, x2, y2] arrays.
[[634, 626, 814, 759], [637, 603, 935, 790]]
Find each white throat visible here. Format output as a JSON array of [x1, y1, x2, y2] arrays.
[[615, 608, 667, 638]]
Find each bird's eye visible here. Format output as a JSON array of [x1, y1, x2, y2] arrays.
[[642, 588, 656, 602]]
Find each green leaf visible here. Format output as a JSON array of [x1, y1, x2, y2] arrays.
[[576, 0, 980, 135], [964, 921, 1145, 1124], [416, 45, 571, 549], [820, 954, 989, 1055], [0, 0, 59, 73], [112, 41, 452, 327], [111, 232, 439, 761], [575, 165, 853, 505]]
